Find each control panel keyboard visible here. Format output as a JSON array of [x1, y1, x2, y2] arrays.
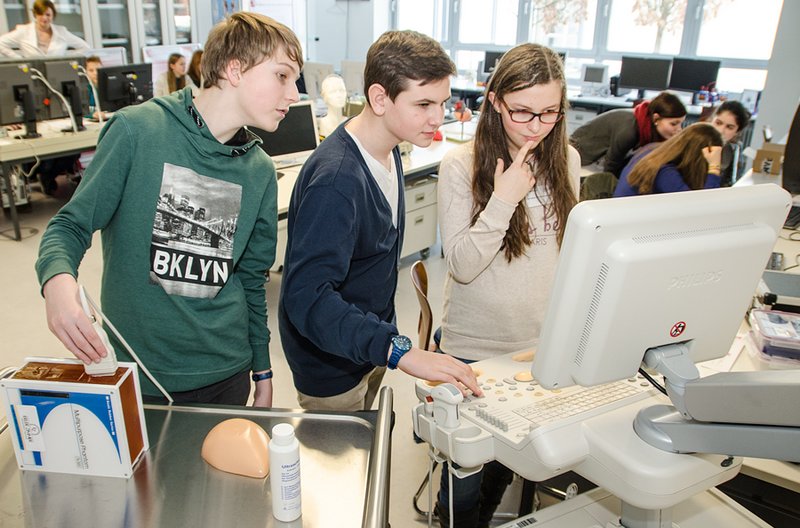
[[417, 352, 658, 450]]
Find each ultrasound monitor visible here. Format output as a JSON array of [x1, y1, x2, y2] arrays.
[[97, 63, 153, 112], [249, 100, 320, 168], [0, 61, 47, 137], [42, 58, 89, 124], [668, 58, 720, 93], [532, 185, 790, 390], [782, 100, 800, 195], [340, 60, 366, 98], [302, 62, 335, 102], [619, 56, 672, 99]]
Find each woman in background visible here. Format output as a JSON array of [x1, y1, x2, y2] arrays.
[[614, 122, 723, 196], [0, 0, 90, 57], [709, 100, 751, 186], [436, 42, 579, 528], [187, 49, 203, 89], [570, 91, 686, 176], [154, 53, 195, 97]]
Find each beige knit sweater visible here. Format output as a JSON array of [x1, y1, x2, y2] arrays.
[[438, 142, 581, 361]]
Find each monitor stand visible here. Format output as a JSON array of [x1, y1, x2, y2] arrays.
[[627, 89, 646, 102]]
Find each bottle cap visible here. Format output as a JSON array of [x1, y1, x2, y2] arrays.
[[272, 423, 296, 446]]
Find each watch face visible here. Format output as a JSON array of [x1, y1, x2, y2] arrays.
[[392, 335, 412, 352]]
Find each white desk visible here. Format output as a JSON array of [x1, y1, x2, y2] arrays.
[[1, 119, 103, 240]]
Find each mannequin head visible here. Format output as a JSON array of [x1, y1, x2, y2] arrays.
[[321, 74, 347, 110]]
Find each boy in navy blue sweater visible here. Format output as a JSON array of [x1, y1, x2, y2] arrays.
[[279, 31, 481, 411]]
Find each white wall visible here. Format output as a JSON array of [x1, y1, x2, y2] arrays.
[[755, 1, 800, 143], [306, 0, 390, 67]]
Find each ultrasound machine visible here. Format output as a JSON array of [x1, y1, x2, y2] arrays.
[[413, 184, 799, 527]]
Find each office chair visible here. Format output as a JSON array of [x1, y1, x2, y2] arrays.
[[410, 260, 434, 351]]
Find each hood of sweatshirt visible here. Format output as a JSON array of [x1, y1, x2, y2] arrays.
[[151, 86, 263, 159]]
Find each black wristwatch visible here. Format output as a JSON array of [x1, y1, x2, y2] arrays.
[[387, 335, 413, 370]]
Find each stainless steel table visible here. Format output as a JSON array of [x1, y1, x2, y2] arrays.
[[0, 383, 393, 527]]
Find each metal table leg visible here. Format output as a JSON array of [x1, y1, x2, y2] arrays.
[[1, 164, 22, 241]]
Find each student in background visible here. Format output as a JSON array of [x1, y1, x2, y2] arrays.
[[570, 92, 686, 176], [188, 49, 203, 88], [709, 100, 751, 186], [84, 55, 104, 118], [614, 122, 723, 197], [154, 53, 195, 97], [436, 42, 579, 528], [0, 0, 89, 57], [279, 30, 481, 413], [36, 12, 303, 406]]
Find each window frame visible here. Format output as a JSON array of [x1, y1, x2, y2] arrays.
[[390, 0, 777, 77]]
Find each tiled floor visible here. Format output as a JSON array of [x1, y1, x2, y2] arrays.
[[0, 188, 528, 527]]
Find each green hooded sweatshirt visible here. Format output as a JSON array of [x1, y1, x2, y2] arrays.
[[36, 87, 277, 396]]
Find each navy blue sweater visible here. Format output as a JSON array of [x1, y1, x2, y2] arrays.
[[278, 124, 405, 397]]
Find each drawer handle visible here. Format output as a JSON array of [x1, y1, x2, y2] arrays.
[[414, 193, 425, 203], [414, 215, 424, 225]]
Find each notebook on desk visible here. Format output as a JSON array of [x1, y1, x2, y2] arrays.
[[249, 100, 320, 170]]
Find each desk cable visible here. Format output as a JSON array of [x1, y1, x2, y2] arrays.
[[28, 67, 79, 134]]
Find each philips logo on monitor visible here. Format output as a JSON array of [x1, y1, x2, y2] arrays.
[[668, 270, 723, 290]]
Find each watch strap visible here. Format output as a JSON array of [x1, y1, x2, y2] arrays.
[[252, 371, 273, 382]]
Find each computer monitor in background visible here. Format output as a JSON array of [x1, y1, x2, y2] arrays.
[[483, 51, 505, 75], [532, 185, 789, 390], [97, 63, 153, 112], [0, 61, 47, 137], [618, 56, 672, 100], [668, 58, 720, 93], [42, 58, 89, 124], [295, 71, 307, 97], [249, 100, 320, 168], [581, 63, 608, 95], [302, 62, 335, 102], [782, 100, 800, 195], [340, 60, 366, 98]]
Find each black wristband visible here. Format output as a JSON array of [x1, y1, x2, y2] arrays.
[[252, 371, 273, 382]]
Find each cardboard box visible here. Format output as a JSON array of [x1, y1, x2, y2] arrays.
[[0, 357, 148, 478], [753, 142, 785, 175]]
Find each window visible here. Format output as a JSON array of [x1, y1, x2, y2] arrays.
[[391, 0, 784, 91], [607, 0, 685, 55], [396, 0, 447, 41], [696, 0, 782, 60], [457, 0, 518, 46], [527, 0, 598, 50]]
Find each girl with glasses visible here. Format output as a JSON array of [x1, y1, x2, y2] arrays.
[[435, 42, 579, 528]]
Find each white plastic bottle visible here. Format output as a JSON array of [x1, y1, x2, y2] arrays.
[[269, 423, 302, 522]]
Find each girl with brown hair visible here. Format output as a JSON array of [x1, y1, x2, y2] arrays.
[[154, 53, 194, 97], [570, 91, 687, 175], [614, 122, 723, 196], [435, 42, 580, 527]]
